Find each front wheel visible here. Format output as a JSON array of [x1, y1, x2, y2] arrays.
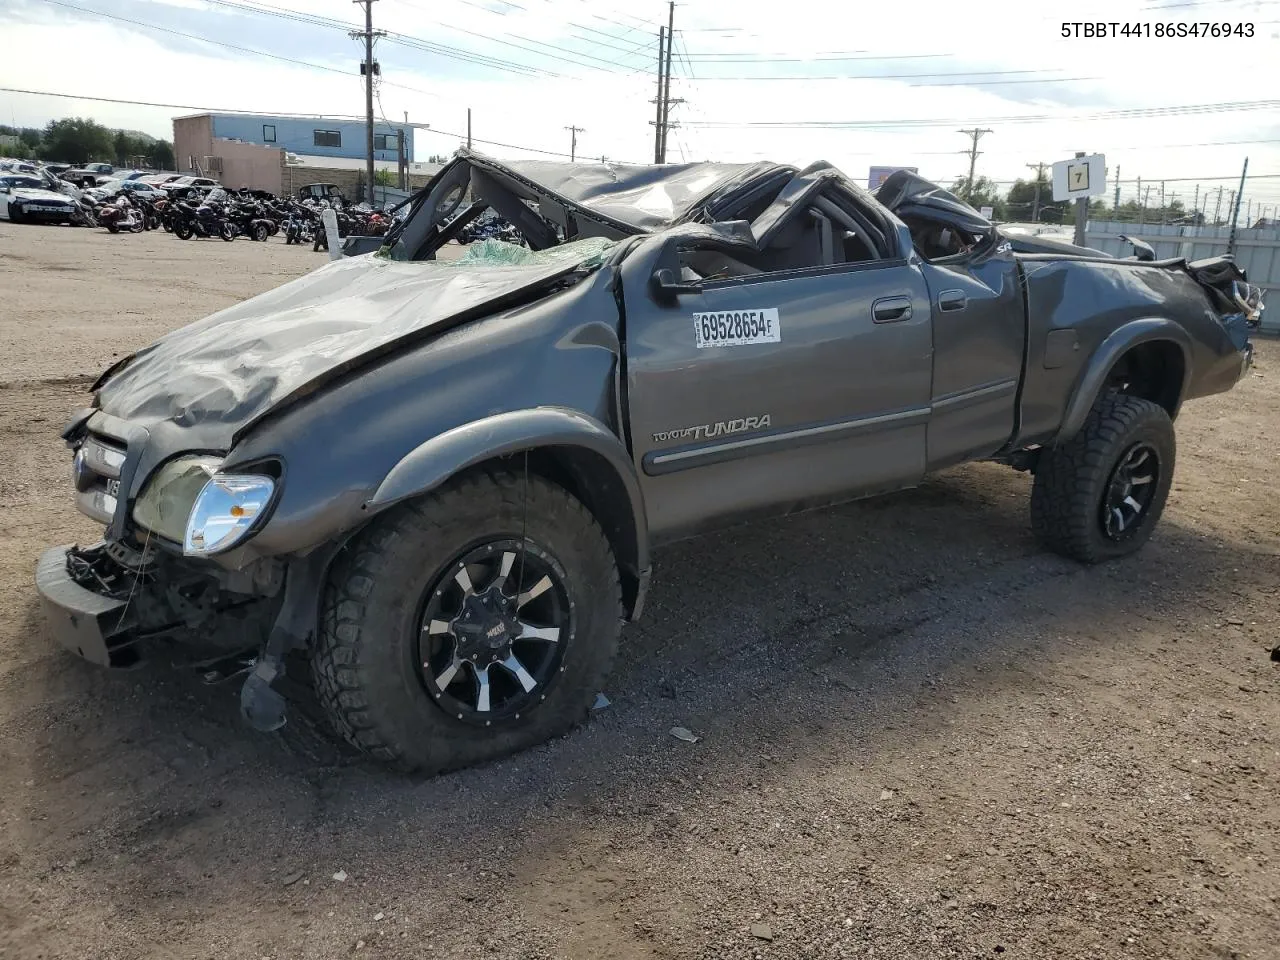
[[312, 470, 622, 774], [104, 221, 119, 234], [1031, 393, 1176, 563], [174, 221, 193, 240], [252, 222, 270, 242], [220, 221, 236, 241]]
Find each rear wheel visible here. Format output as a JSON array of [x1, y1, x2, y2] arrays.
[[174, 221, 193, 240], [312, 470, 622, 774], [105, 221, 119, 234], [1031, 393, 1175, 563], [252, 222, 270, 242]]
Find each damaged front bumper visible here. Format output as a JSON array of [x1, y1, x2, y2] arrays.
[[35, 543, 138, 668]]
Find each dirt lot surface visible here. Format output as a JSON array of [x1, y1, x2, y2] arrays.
[[1, 224, 1278, 960]]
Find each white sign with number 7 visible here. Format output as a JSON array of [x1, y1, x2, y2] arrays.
[[1052, 154, 1106, 202]]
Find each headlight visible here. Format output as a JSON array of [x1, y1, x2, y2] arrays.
[[133, 456, 221, 542], [184, 473, 276, 556]]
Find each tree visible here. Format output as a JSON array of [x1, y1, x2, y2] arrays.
[[949, 176, 1006, 220], [39, 117, 113, 163], [147, 139, 175, 171], [1003, 175, 1070, 224], [373, 168, 397, 186]]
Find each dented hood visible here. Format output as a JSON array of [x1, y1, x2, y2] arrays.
[[94, 238, 615, 447]]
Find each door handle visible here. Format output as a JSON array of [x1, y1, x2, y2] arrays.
[[938, 289, 967, 312], [872, 296, 913, 324]]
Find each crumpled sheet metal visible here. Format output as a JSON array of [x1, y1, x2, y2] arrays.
[[96, 240, 613, 439], [496, 157, 759, 231]]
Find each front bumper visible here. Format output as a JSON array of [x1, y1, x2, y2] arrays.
[[35, 544, 132, 667], [15, 203, 75, 221]]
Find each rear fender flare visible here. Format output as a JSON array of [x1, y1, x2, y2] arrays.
[[366, 407, 650, 616], [1057, 318, 1192, 444]]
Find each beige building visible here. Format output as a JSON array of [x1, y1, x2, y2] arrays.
[[173, 114, 286, 193], [173, 113, 443, 198]]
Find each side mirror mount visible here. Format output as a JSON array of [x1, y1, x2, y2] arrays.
[[651, 267, 699, 297], [1118, 234, 1156, 262]]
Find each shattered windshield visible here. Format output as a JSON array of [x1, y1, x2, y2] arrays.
[[444, 236, 616, 270]]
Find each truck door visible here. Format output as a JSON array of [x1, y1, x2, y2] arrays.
[[618, 178, 934, 540], [910, 226, 1024, 470]]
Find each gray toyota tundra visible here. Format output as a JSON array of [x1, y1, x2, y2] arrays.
[[36, 150, 1263, 774]]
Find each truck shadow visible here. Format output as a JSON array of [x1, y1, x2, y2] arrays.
[[9, 460, 1277, 926]]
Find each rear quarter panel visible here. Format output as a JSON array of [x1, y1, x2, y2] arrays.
[[1015, 256, 1243, 446]]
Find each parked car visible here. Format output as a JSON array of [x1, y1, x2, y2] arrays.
[[140, 174, 184, 187], [298, 182, 344, 204], [0, 174, 78, 223], [87, 179, 168, 202], [64, 162, 115, 188], [36, 150, 1263, 776], [163, 176, 220, 193]]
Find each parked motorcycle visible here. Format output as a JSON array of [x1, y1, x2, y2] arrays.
[[282, 201, 317, 245], [70, 196, 98, 228], [171, 197, 235, 241], [98, 195, 145, 234]]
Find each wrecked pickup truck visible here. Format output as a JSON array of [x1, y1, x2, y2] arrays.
[[37, 149, 1263, 774]]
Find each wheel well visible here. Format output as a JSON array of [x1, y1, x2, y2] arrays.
[[440, 447, 642, 618], [1105, 340, 1185, 417], [525, 446, 642, 617]]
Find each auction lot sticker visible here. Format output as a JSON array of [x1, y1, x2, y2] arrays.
[[693, 308, 781, 348]]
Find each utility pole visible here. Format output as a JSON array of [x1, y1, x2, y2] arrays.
[[1113, 165, 1120, 216], [351, 0, 385, 206], [1025, 161, 1047, 221], [659, 1, 680, 164], [1139, 184, 1151, 227], [1212, 186, 1223, 225], [958, 128, 992, 201], [564, 125, 584, 162], [1228, 156, 1248, 254], [652, 26, 665, 163], [1192, 183, 1199, 224], [467, 108, 472, 149], [1159, 180, 1167, 224]]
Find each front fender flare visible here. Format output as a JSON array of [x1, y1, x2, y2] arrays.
[[367, 407, 650, 617], [1057, 318, 1193, 444]]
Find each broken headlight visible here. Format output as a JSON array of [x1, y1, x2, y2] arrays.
[[133, 456, 221, 543], [183, 473, 276, 557], [133, 456, 276, 556]]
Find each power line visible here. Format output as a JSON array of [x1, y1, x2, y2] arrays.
[[682, 99, 1280, 128], [446, 0, 657, 63], [670, 68, 1079, 81], [392, 0, 646, 74], [193, 0, 560, 78]]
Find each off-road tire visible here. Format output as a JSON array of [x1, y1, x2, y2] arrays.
[[311, 470, 623, 774], [1031, 392, 1175, 563]]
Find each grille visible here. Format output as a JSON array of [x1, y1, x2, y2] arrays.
[[74, 432, 128, 525]]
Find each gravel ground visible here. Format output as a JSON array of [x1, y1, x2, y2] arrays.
[[1, 223, 1278, 960]]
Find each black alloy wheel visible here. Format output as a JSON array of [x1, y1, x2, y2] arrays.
[[418, 539, 572, 725], [1100, 442, 1160, 541]]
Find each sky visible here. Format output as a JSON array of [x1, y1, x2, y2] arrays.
[[2, 0, 1279, 212]]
